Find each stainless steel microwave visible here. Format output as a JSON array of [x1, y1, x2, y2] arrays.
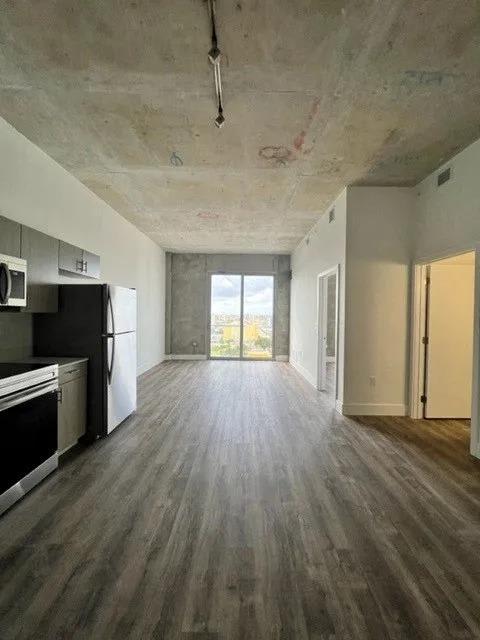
[[0, 254, 27, 307]]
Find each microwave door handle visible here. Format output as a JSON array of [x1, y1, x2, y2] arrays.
[[0, 263, 11, 304]]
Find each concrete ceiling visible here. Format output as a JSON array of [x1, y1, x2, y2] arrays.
[[0, 1, 479, 253]]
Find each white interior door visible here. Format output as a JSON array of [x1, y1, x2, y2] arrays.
[[317, 276, 328, 390], [425, 263, 474, 418]]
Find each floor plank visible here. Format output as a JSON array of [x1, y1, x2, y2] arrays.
[[0, 361, 479, 639]]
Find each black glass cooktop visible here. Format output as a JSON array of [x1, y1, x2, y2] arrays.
[[0, 363, 52, 379]]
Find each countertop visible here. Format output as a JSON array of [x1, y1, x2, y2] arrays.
[[21, 356, 88, 370]]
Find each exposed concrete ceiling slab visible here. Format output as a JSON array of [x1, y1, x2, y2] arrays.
[[0, 1, 479, 252]]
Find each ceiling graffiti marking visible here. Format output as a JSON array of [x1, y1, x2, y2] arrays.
[[260, 97, 321, 164], [258, 146, 294, 167]]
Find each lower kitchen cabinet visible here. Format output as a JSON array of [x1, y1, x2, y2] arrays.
[[58, 368, 87, 454]]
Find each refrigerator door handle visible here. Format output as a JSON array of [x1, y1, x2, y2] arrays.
[[107, 335, 115, 384], [107, 288, 116, 384], [107, 286, 116, 335]]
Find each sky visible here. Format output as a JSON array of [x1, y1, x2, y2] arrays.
[[211, 275, 274, 315]]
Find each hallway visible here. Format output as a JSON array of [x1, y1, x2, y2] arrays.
[[0, 361, 479, 639]]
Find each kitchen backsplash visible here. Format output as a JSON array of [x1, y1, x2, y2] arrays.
[[0, 313, 33, 361]]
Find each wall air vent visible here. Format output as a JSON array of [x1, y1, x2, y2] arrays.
[[329, 208, 335, 223], [437, 167, 451, 187]]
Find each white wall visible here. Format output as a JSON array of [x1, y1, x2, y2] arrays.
[[290, 186, 412, 412], [290, 189, 346, 399], [343, 187, 414, 415], [414, 138, 480, 456], [289, 136, 480, 458], [415, 138, 480, 261], [0, 118, 165, 375]]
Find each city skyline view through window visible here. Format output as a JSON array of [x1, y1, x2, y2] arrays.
[[210, 274, 274, 359]]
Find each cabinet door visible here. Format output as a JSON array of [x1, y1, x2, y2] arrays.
[[83, 250, 101, 279], [0, 215, 21, 257], [21, 226, 59, 313], [58, 241, 84, 275], [58, 376, 87, 453]]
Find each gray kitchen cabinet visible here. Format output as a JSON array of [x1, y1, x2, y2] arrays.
[[83, 250, 101, 279], [20, 226, 59, 313], [58, 241, 84, 275], [0, 215, 21, 257], [58, 363, 87, 453], [58, 240, 100, 279]]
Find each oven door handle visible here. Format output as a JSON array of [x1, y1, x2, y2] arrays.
[[0, 263, 12, 304], [0, 381, 58, 413]]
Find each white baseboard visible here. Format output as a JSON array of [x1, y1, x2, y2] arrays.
[[341, 402, 408, 416], [137, 355, 167, 375], [335, 399, 344, 414], [289, 359, 317, 388], [169, 354, 207, 361], [275, 355, 289, 362]]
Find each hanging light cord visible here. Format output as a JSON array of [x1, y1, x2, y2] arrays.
[[208, 0, 225, 128], [209, 0, 218, 51]]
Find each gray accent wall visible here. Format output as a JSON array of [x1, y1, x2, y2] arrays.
[[166, 253, 290, 357], [0, 313, 32, 362]]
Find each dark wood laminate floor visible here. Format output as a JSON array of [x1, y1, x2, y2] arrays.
[[1, 361, 480, 640]]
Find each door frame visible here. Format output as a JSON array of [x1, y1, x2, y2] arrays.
[[316, 265, 340, 395], [207, 272, 276, 361], [409, 247, 480, 458]]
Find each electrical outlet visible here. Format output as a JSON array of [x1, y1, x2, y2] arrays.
[[369, 376, 376, 387]]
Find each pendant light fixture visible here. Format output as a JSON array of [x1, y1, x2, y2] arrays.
[[207, 0, 225, 128]]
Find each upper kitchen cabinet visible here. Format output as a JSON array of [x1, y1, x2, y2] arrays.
[[0, 215, 21, 257], [83, 251, 101, 279], [59, 241, 100, 279], [21, 227, 59, 313], [58, 241, 84, 275]]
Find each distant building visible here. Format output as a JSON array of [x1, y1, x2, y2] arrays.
[[222, 322, 260, 341]]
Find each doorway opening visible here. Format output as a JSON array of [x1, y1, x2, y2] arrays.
[[317, 265, 339, 399], [209, 274, 274, 360], [410, 251, 478, 450]]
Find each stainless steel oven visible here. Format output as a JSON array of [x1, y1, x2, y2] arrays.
[[0, 363, 58, 516], [0, 254, 27, 308]]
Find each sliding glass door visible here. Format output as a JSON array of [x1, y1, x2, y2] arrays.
[[209, 274, 274, 360], [242, 275, 274, 359], [210, 275, 242, 358]]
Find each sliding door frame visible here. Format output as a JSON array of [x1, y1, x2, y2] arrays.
[[207, 272, 276, 361]]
